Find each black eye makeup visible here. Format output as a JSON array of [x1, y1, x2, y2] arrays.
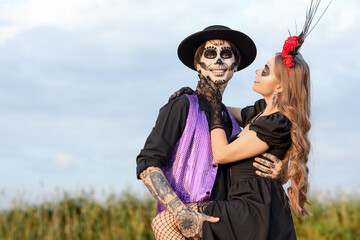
[[220, 49, 233, 59], [261, 64, 270, 76], [203, 46, 233, 59], [204, 49, 217, 59]]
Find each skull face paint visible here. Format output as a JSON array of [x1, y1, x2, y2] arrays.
[[197, 40, 237, 85]]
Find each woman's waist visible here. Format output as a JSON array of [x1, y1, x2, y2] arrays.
[[229, 158, 258, 181]]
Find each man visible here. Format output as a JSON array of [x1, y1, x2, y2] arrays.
[[136, 25, 282, 238]]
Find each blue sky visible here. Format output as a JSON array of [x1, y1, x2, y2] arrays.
[[0, 0, 359, 208]]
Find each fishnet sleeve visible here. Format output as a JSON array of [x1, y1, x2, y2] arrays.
[[151, 201, 213, 240]]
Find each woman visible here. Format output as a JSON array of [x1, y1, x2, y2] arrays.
[[200, 51, 311, 239]]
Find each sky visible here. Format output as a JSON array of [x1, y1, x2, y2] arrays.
[[0, 0, 359, 208]]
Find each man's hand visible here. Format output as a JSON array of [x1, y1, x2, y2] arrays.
[[141, 167, 219, 238], [175, 207, 219, 238], [196, 75, 225, 130], [168, 87, 194, 102], [253, 153, 284, 181]]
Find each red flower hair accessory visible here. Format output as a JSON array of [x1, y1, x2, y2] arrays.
[[281, 36, 304, 74]]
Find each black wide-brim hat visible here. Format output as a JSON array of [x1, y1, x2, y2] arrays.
[[178, 25, 257, 71]]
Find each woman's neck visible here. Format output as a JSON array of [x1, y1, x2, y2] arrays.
[[262, 97, 279, 115]]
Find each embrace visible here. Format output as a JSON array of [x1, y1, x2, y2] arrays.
[[136, 1, 329, 239]]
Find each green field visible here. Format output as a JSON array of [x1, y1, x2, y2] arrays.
[[0, 189, 359, 240]]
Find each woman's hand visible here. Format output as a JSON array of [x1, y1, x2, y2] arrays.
[[253, 153, 283, 180], [168, 87, 194, 102]]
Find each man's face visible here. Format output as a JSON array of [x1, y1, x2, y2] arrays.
[[197, 39, 237, 85]]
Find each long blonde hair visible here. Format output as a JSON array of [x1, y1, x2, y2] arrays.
[[274, 53, 311, 216]]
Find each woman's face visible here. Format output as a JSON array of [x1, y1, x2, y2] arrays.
[[197, 39, 237, 85], [253, 55, 280, 97]]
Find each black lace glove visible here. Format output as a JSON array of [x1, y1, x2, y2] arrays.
[[168, 87, 194, 102], [196, 75, 224, 130]]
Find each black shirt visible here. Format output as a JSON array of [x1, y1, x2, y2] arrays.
[[136, 93, 234, 201]]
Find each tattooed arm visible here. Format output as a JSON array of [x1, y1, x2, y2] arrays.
[[140, 166, 219, 238]]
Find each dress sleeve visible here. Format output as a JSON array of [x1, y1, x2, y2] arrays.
[[240, 99, 267, 127], [136, 95, 190, 179], [249, 113, 291, 149]]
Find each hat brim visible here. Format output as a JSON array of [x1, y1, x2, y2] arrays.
[[178, 29, 257, 71]]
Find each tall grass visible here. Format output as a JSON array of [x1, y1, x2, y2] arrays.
[[0, 189, 359, 239], [293, 191, 360, 240], [0, 189, 156, 240]]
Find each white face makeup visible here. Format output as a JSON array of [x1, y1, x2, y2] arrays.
[[197, 40, 237, 85], [253, 55, 281, 98]]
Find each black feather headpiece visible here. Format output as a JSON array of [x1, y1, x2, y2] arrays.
[[281, 0, 331, 73]]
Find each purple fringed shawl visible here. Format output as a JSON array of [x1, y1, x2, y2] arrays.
[[157, 94, 241, 214]]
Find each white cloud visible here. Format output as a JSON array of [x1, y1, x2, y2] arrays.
[[55, 153, 73, 167], [0, 0, 110, 43]]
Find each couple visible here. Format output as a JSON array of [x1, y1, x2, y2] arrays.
[[137, 23, 311, 239]]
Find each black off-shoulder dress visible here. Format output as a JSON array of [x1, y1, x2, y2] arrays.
[[202, 99, 297, 240]]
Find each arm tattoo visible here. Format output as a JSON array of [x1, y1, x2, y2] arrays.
[[149, 170, 174, 200], [141, 167, 202, 237], [141, 170, 158, 199], [168, 198, 183, 211], [140, 167, 183, 213], [141, 170, 149, 178]]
